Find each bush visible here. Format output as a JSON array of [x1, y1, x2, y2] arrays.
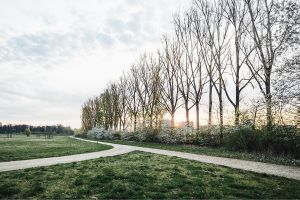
[[112, 132, 121, 140], [224, 125, 300, 158], [156, 128, 187, 144], [119, 131, 137, 141], [224, 125, 259, 152], [85, 125, 299, 158], [191, 129, 220, 147], [24, 128, 31, 137], [264, 125, 300, 158], [143, 128, 160, 142], [87, 127, 113, 140]]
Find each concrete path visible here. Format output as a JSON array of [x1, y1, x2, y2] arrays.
[[0, 141, 135, 172], [1, 136, 299, 182], [72, 137, 300, 181]]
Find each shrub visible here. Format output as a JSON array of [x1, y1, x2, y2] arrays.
[[156, 128, 187, 144], [120, 131, 138, 141], [224, 125, 259, 152], [87, 127, 113, 140], [191, 129, 220, 147], [156, 130, 174, 144], [224, 125, 300, 158], [264, 125, 300, 158], [24, 128, 31, 137], [112, 132, 121, 140], [143, 128, 160, 142]]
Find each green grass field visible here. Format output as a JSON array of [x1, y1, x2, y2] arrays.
[[0, 135, 111, 162], [0, 151, 299, 199], [98, 139, 300, 166]]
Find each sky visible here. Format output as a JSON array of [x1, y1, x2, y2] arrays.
[[0, 0, 193, 128]]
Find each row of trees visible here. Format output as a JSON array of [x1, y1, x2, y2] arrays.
[[81, 0, 300, 141], [0, 124, 74, 135]]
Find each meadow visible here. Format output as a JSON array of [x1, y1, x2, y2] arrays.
[[0, 135, 111, 162], [1, 151, 299, 199]]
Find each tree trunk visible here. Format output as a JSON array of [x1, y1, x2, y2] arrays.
[[266, 75, 272, 130], [122, 121, 126, 131], [185, 102, 190, 127], [142, 109, 146, 129], [208, 79, 213, 129], [219, 70, 224, 143], [171, 113, 175, 128], [235, 31, 240, 126], [235, 81, 240, 126], [196, 102, 200, 131], [149, 116, 153, 129], [134, 115, 137, 131], [219, 93, 224, 143]]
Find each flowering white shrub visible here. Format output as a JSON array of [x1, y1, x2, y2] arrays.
[[86, 126, 220, 146], [136, 131, 147, 142], [120, 131, 133, 140], [87, 127, 113, 140], [157, 128, 187, 144]]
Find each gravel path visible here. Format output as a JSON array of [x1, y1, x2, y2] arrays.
[[73, 137, 300, 181], [0, 141, 134, 172], [1, 136, 299, 181]]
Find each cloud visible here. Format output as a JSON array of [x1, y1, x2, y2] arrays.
[[0, 30, 116, 67], [0, 0, 192, 128]]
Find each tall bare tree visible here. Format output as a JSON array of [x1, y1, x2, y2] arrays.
[[117, 75, 129, 131], [159, 36, 182, 128], [195, 0, 230, 141], [221, 0, 254, 125], [244, 0, 300, 129], [192, 2, 215, 130], [175, 12, 208, 129], [127, 66, 142, 131], [174, 13, 195, 127]]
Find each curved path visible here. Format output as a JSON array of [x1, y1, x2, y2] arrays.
[[0, 136, 299, 181], [0, 140, 135, 172]]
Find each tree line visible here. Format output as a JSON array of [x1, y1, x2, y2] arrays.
[[0, 124, 74, 135], [81, 0, 300, 142]]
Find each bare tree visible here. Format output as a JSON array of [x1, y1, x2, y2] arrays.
[[220, 0, 255, 125], [145, 54, 163, 128], [81, 99, 94, 132], [244, 0, 300, 129], [159, 36, 182, 128], [195, 0, 230, 141], [192, 2, 215, 130], [174, 13, 195, 127], [117, 75, 129, 131], [127, 66, 142, 131], [175, 11, 208, 130]]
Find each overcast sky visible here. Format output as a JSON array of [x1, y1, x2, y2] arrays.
[[0, 0, 193, 128]]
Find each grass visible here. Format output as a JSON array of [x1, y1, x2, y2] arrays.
[[0, 135, 112, 162], [0, 151, 299, 199], [97, 139, 300, 166]]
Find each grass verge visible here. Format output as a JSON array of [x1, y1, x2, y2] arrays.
[[97, 139, 300, 166], [0, 151, 299, 199], [0, 135, 111, 162]]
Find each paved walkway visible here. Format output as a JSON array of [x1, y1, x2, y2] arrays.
[[1, 136, 299, 181], [0, 141, 135, 172]]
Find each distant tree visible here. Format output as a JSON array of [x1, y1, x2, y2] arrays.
[[24, 128, 31, 137]]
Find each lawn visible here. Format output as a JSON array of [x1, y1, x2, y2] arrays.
[[0, 135, 112, 162], [0, 151, 299, 199], [98, 139, 300, 166]]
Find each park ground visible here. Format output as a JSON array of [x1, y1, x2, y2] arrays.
[[0, 135, 299, 199], [0, 135, 111, 162], [96, 139, 300, 167]]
